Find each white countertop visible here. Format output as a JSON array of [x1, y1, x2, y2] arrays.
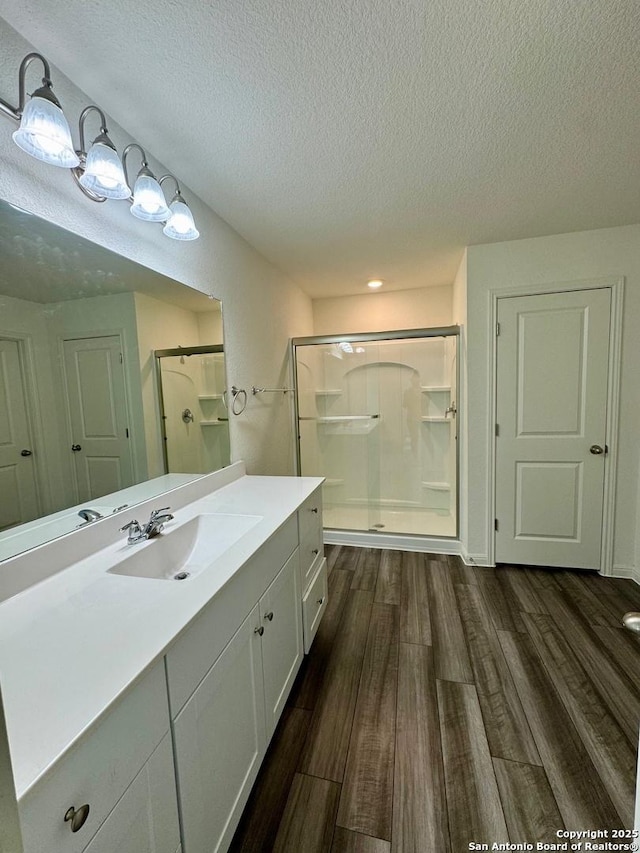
[[0, 471, 322, 799]]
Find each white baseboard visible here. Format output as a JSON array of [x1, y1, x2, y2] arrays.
[[323, 529, 460, 555], [460, 549, 493, 567], [611, 564, 640, 586]]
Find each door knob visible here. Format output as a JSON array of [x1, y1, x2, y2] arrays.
[[71, 444, 82, 452], [64, 804, 90, 832], [589, 444, 604, 455], [622, 612, 640, 634], [20, 449, 32, 456]]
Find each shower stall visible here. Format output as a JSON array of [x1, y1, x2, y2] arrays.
[[292, 327, 459, 539]]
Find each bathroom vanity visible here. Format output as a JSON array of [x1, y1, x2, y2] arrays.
[[0, 463, 325, 853]]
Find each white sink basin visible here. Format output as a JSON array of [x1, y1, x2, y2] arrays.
[[107, 513, 263, 581]]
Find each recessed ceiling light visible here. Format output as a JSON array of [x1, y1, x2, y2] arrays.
[[367, 279, 383, 289]]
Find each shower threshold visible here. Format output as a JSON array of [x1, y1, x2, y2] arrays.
[[322, 503, 456, 538]]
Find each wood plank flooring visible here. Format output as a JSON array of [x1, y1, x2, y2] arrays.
[[230, 547, 640, 853]]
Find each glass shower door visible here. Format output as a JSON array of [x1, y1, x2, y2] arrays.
[[293, 328, 458, 538], [156, 346, 230, 475]]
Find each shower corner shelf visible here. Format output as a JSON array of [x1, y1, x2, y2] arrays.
[[421, 481, 451, 491], [421, 416, 449, 423], [420, 385, 451, 392], [198, 394, 223, 400], [324, 478, 345, 487], [200, 419, 227, 426], [315, 389, 343, 396]]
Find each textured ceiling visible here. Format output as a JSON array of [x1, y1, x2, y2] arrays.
[[2, 1, 640, 297]]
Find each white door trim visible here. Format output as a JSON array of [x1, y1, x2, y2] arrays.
[[487, 276, 624, 574]]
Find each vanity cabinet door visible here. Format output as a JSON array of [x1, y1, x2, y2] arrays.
[[259, 549, 303, 741], [172, 605, 266, 853], [83, 734, 180, 853]]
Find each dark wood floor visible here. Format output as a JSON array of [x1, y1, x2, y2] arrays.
[[229, 547, 640, 853]]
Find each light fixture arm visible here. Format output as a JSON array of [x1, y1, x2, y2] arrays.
[[77, 105, 110, 154], [159, 174, 181, 198], [0, 52, 57, 122], [122, 142, 150, 189]]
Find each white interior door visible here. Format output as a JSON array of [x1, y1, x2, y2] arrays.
[[63, 336, 134, 503], [495, 289, 611, 569], [0, 339, 39, 530]]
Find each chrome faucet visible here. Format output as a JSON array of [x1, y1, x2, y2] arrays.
[[120, 507, 174, 544]]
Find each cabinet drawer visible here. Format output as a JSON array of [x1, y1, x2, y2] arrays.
[[299, 528, 323, 593], [297, 488, 322, 546], [83, 733, 180, 853], [19, 661, 169, 853], [302, 558, 328, 653], [166, 514, 298, 716]]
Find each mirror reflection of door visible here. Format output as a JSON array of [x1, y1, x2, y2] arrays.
[[156, 348, 230, 475], [62, 335, 134, 503], [0, 338, 39, 530]]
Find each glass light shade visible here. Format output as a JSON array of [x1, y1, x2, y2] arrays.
[[12, 95, 79, 168], [79, 141, 131, 199], [130, 173, 170, 221], [163, 198, 199, 240]]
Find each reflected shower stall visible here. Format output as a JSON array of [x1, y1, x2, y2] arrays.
[[155, 345, 230, 475], [292, 328, 458, 538]]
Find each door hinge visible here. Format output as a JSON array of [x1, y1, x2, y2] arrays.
[[496, 322, 500, 337], [125, 427, 129, 438], [119, 352, 123, 364], [495, 423, 500, 437], [494, 518, 499, 531]]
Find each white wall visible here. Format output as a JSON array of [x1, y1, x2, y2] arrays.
[[312, 285, 453, 336], [0, 18, 313, 477], [464, 224, 640, 571]]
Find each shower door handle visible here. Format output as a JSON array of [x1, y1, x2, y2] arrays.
[[445, 402, 457, 418]]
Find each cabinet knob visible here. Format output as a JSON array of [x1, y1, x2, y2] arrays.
[[310, 507, 318, 514], [317, 597, 325, 605], [254, 626, 264, 636], [264, 611, 274, 622], [64, 804, 90, 832]]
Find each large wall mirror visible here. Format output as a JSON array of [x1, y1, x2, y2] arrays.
[[0, 199, 230, 561]]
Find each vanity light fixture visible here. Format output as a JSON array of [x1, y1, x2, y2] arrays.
[[123, 144, 170, 222], [0, 52, 79, 168], [367, 279, 384, 289], [160, 175, 200, 241], [73, 106, 130, 201], [1, 52, 200, 241]]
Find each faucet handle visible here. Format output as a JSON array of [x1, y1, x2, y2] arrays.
[[120, 519, 141, 534], [149, 506, 171, 521]]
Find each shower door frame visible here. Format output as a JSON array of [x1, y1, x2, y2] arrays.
[[290, 325, 460, 540], [154, 344, 226, 475]]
